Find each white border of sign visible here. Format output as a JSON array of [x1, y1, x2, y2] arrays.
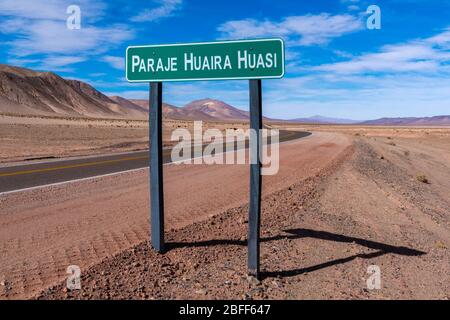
[[126, 38, 285, 82]]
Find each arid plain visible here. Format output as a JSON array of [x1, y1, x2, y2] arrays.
[[0, 113, 449, 299]]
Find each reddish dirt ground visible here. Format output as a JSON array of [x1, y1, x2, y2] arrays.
[[37, 132, 450, 299], [0, 132, 350, 299]]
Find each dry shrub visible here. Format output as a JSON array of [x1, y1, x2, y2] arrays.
[[416, 175, 429, 184]]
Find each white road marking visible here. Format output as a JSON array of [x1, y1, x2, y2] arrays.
[[0, 149, 246, 196], [0, 167, 148, 196], [0, 149, 148, 168]]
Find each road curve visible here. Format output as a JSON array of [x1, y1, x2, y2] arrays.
[[0, 130, 310, 194]]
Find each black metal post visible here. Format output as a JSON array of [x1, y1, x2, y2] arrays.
[[248, 79, 262, 278], [149, 82, 164, 252]]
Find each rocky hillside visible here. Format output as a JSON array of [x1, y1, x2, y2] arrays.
[[0, 64, 147, 119]]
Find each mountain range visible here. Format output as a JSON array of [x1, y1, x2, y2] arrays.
[[0, 64, 449, 125], [0, 64, 258, 121], [361, 115, 450, 126], [288, 115, 360, 124]]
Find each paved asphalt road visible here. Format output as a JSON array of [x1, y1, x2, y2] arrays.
[[0, 130, 311, 194]]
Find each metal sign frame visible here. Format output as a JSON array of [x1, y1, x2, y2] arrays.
[[127, 39, 285, 279]]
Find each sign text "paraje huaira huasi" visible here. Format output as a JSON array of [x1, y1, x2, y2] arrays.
[[126, 39, 284, 82]]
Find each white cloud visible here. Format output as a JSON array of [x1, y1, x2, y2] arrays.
[[0, 0, 184, 73], [7, 55, 85, 72], [138, 26, 450, 120], [316, 44, 441, 74], [340, 0, 360, 4], [131, 0, 182, 22], [41, 55, 85, 67], [340, 0, 362, 13], [6, 20, 133, 57], [263, 73, 450, 120], [0, 0, 133, 72], [218, 13, 364, 46], [347, 5, 360, 11], [101, 56, 125, 70], [315, 29, 450, 74], [89, 72, 107, 77], [426, 28, 450, 48], [0, 0, 105, 21], [259, 28, 450, 119]]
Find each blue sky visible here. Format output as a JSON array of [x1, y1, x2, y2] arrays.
[[1, 0, 449, 120]]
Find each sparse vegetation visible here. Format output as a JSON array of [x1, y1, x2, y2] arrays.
[[416, 175, 429, 184], [435, 241, 447, 249]]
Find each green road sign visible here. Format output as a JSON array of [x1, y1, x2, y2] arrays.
[[126, 39, 285, 82]]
